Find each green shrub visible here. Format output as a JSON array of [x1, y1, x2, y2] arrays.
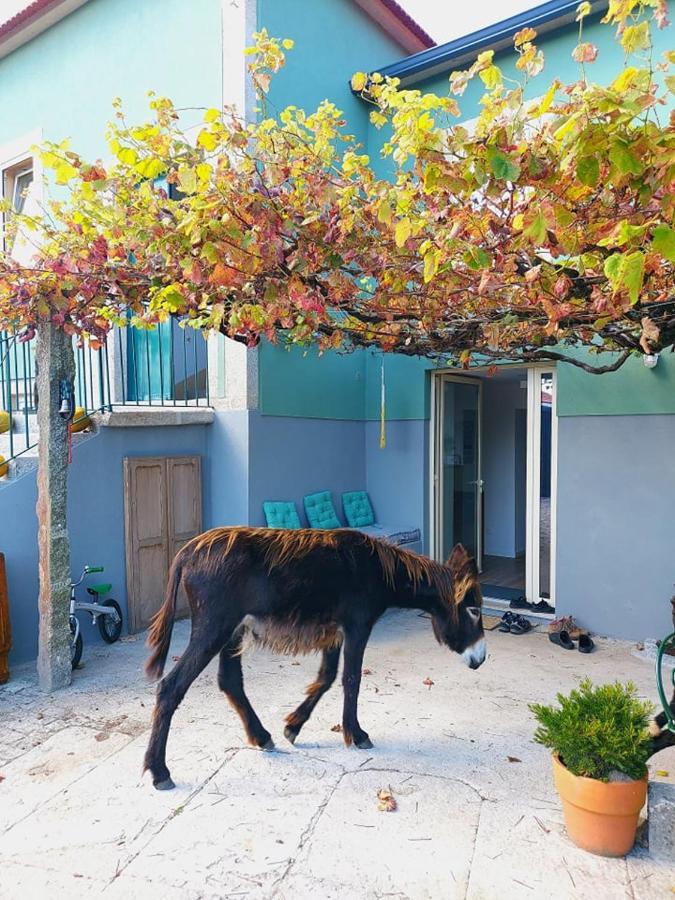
[[530, 679, 652, 781]]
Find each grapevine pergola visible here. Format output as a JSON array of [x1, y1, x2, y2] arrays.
[[0, 1, 672, 687]]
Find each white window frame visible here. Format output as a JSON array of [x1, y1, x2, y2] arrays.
[[0, 129, 43, 258]]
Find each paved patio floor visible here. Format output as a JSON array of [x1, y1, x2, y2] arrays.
[[1, 610, 673, 899]]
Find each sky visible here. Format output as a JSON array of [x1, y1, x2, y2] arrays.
[[400, 1, 539, 43]]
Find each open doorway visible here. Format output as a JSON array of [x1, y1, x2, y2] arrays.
[[431, 367, 556, 611]]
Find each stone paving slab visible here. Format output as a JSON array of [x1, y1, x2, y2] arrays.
[[1, 610, 674, 899]]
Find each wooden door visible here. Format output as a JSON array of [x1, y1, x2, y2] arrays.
[[167, 456, 202, 618], [124, 455, 202, 632]]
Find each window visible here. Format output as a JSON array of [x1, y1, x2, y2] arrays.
[[1, 154, 38, 257], [4, 160, 34, 217]]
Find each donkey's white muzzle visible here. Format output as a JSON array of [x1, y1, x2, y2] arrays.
[[462, 637, 486, 670]]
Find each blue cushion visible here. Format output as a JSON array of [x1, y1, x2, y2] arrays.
[[342, 491, 375, 528], [263, 501, 301, 529], [303, 491, 341, 529]]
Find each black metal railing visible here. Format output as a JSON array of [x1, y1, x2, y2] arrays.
[[0, 320, 209, 465]]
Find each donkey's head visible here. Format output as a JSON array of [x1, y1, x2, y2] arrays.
[[431, 544, 486, 670]]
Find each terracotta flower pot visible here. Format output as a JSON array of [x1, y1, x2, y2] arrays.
[[552, 753, 647, 857]]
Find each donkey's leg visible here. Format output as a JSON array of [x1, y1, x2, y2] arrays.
[[284, 646, 341, 745], [341, 625, 373, 749], [218, 643, 274, 750], [144, 632, 220, 790]]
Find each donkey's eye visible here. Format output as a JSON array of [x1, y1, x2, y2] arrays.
[[466, 606, 481, 623]]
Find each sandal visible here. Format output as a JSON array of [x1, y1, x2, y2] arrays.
[[578, 634, 595, 654], [549, 630, 575, 650], [509, 615, 532, 635], [499, 612, 515, 632]]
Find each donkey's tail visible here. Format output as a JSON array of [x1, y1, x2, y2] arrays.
[[145, 557, 183, 680]]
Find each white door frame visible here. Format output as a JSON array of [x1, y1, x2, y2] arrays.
[[429, 365, 557, 605], [430, 373, 483, 566]]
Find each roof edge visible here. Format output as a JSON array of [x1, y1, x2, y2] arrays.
[[353, 0, 435, 54], [0, 0, 90, 60], [372, 0, 608, 85]]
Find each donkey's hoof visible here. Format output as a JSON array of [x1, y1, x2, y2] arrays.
[[260, 737, 276, 751], [354, 737, 373, 750], [153, 776, 176, 791], [284, 725, 298, 745]]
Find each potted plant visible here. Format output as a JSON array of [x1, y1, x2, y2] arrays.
[[530, 679, 652, 857]]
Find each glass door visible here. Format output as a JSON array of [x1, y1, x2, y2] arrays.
[[526, 368, 557, 605], [434, 376, 482, 563]]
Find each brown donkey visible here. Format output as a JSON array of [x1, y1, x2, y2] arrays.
[[143, 527, 485, 789]]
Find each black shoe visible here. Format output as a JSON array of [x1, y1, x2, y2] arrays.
[[532, 600, 554, 614], [510, 596, 532, 610]]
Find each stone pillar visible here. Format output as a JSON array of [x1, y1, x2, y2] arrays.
[[207, 334, 258, 411], [36, 324, 75, 691]]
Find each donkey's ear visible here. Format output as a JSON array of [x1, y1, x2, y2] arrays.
[[447, 543, 471, 571]]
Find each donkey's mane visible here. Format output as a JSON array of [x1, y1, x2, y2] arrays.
[[188, 527, 462, 609]]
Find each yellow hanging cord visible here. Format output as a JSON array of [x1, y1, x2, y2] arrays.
[[379, 355, 386, 449]]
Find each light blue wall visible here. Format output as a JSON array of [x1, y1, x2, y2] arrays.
[[3, 407, 255, 666], [204, 410, 251, 527], [247, 412, 366, 526], [3, 424, 211, 665], [260, 0, 404, 147], [0, 0, 222, 152], [364, 419, 427, 548], [556, 415, 675, 640], [256, 0, 409, 419]]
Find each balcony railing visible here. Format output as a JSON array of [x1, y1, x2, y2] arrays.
[[0, 320, 209, 464]]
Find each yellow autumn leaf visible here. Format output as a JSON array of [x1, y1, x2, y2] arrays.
[[282, 38, 294, 50], [54, 162, 79, 184], [480, 65, 502, 89], [377, 199, 393, 225], [197, 130, 218, 152], [423, 248, 439, 283], [395, 217, 412, 248], [612, 67, 639, 93], [351, 72, 368, 92], [537, 83, 557, 115], [204, 108, 220, 123], [196, 162, 212, 183]]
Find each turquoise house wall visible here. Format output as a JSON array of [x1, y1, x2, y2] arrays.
[[0, 0, 223, 152], [364, 11, 675, 418], [256, 0, 407, 419]]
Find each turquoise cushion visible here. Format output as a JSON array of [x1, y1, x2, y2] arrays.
[[303, 491, 341, 529], [263, 501, 301, 529], [342, 491, 375, 528]]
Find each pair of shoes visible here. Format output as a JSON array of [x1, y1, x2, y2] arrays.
[[549, 631, 595, 652], [499, 612, 532, 635], [510, 597, 555, 614]]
